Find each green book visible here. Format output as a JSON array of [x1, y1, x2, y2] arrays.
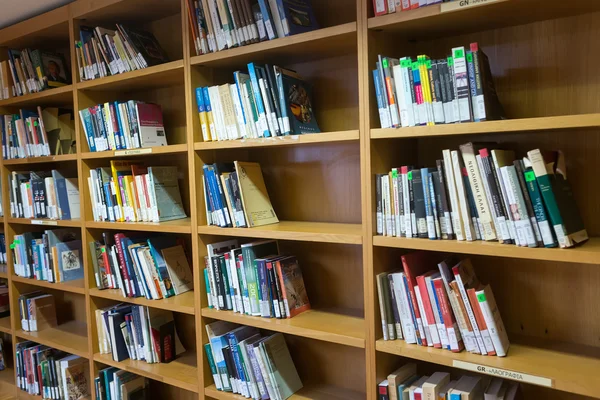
[[219, 255, 233, 310], [522, 162, 557, 248], [527, 149, 588, 248], [204, 268, 213, 308], [261, 333, 303, 399], [204, 343, 223, 390], [242, 240, 278, 316]]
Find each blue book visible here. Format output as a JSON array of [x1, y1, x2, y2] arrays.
[[233, 72, 250, 128], [51, 170, 72, 219], [280, 68, 320, 134], [78, 108, 96, 152], [281, 0, 319, 35], [257, 0, 277, 39], [195, 87, 205, 113], [274, 66, 291, 135], [247, 63, 270, 137], [55, 240, 84, 282], [397, 375, 419, 399], [429, 279, 449, 350], [211, 334, 233, 391], [428, 172, 440, 240], [130, 245, 152, 299], [147, 236, 178, 298], [403, 274, 422, 346], [256, 259, 272, 318], [203, 164, 226, 227], [112, 102, 125, 150]]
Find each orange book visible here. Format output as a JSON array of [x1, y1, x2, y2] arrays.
[[275, 256, 310, 318], [467, 287, 496, 356]]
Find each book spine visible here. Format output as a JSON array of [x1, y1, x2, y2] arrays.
[[452, 47, 472, 122], [467, 288, 496, 355], [387, 274, 403, 339], [501, 166, 537, 247], [476, 286, 510, 357], [382, 58, 400, 127], [392, 274, 416, 343], [421, 170, 436, 239], [523, 167, 557, 247], [514, 160, 544, 246], [453, 268, 485, 354]]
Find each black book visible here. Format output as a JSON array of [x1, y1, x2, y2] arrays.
[[213, 163, 236, 228], [108, 305, 132, 362], [257, 66, 280, 136], [264, 64, 284, 134], [407, 168, 417, 238], [159, 319, 176, 363], [212, 256, 225, 310], [229, 171, 247, 228], [376, 173, 383, 235], [479, 150, 512, 244], [431, 171, 448, 240], [471, 43, 505, 121], [221, 345, 238, 393], [514, 159, 543, 246], [410, 169, 428, 238], [435, 160, 454, 240], [219, 255, 233, 310]]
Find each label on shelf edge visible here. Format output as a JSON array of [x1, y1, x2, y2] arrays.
[[452, 360, 553, 387], [440, 0, 504, 13], [31, 219, 58, 226], [114, 148, 153, 156]]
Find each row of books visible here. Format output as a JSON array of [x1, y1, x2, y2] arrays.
[[12, 229, 83, 283], [16, 342, 89, 399], [90, 233, 193, 300], [79, 101, 167, 152], [88, 161, 187, 223], [76, 25, 169, 82], [204, 161, 278, 228], [195, 63, 319, 142], [2, 49, 70, 98], [374, 42, 504, 129], [373, 0, 456, 16], [9, 170, 79, 220], [376, 145, 588, 249], [95, 368, 148, 400], [96, 304, 185, 364], [205, 239, 310, 319], [378, 363, 521, 400], [18, 291, 58, 332], [186, 0, 319, 56], [206, 321, 303, 398], [377, 253, 510, 357], [2, 107, 76, 159]]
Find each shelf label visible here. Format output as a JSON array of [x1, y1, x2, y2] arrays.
[[452, 360, 553, 387], [441, 0, 504, 13], [31, 219, 58, 226], [114, 148, 153, 156]]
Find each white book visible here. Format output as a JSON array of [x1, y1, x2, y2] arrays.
[[501, 166, 537, 247], [392, 273, 417, 344], [451, 150, 475, 241], [442, 150, 464, 241], [391, 169, 401, 237], [267, 0, 285, 37], [477, 285, 510, 357], [425, 274, 450, 349], [387, 0, 396, 12], [254, 344, 278, 400], [414, 286, 435, 347], [491, 150, 520, 244], [208, 86, 224, 141], [453, 261, 487, 355]]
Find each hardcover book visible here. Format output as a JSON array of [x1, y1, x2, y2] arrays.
[[161, 245, 194, 295], [279, 68, 320, 135], [275, 256, 310, 318], [135, 103, 167, 147], [56, 240, 84, 282]]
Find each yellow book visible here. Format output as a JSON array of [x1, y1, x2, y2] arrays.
[[123, 175, 136, 222], [110, 160, 136, 222], [103, 103, 115, 150], [419, 55, 434, 126], [234, 161, 279, 227]]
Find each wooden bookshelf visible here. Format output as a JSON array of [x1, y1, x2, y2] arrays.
[[0, 0, 597, 399]]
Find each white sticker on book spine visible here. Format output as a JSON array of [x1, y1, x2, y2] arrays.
[[453, 360, 553, 387]]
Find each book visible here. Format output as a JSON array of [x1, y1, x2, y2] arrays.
[[275, 256, 310, 318], [148, 166, 187, 222], [234, 161, 278, 227]]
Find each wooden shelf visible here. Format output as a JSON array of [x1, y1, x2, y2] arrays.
[[76, 60, 184, 92], [195, 130, 359, 150], [367, 0, 600, 37], [0, 368, 15, 400], [15, 321, 89, 357], [11, 276, 85, 294], [94, 351, 198, 393], [202, 308, 365, 349], [3, 154, 78, 165], [205, 383, 366, 400], [0, 316, 11, 334], [373, 236, 600, 265], [89, 288, 195, 315], [0, 269, 7, 279], [370, 114, 600, 140], [376, 338, 600, 398], [197, 221, 362, 244], [86, 218, 192, 234], [0, 86, 73, 108], [7, 218, 81, 227], [190, 23, 357, 68], [81, 144, 188, 159]]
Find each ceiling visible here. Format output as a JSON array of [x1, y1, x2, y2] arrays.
[[0, 0, 74, 29]]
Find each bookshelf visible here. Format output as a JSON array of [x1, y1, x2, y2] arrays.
[[0, 0, 596, 399]]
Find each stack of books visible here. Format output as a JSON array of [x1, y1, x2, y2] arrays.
[[89, 233, 193, 300], [187, 0, 319, 56], [18, 291, 58, 332], [2, 107, 76, 159], [206, 321, 303, 398], [374, 42, 504, 128], [195, 63, 320, 141], [2, 48, 70, 98], [95, 368, 148, 400], [204, 239, 311, 319], [378, 363, 522, 400], [96, 305, 185, 364], [16, 342, 89, 399], [76, 25, 169, 81], [377, 253, 510, 357], [9, 170, 79, 221], [79, 101, 167, 152], [12, 229, 83, 283], [376, 146, 589, 249], [203, 161, 278, 228], [88, 161, 187, 223]]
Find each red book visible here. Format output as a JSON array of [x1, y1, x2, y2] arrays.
[[433, 277, 464, 352], [410, 0, 419, 9], [416, 272, 442, 348], [372, 0, 388, 16], [114, 233, 133, 297], [401, 251, 444, 346], [101, 245, 113, 288]]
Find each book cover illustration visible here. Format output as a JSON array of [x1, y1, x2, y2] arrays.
[[65, 360, 90, 400], [56, 240, 84, 282], [41, 51, 71, 87], [280, 69, 320, 134], [282, 0, 319, 35], [278, 256, 310, 317]]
